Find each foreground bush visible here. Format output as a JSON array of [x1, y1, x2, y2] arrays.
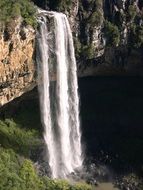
[[0, 148, 92, 190], [0, 148, 43, 190]]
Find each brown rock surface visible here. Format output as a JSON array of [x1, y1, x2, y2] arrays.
[[0, 19, 36, 107]]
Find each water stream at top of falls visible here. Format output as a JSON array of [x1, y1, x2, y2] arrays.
[[36, 11, 83, 179]]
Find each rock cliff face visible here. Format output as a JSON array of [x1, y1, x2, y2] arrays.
[[34, 0, 143, 76], [0, 0, 143, 106], [69, 0, 143, 76], [0, 18, 36, 106]]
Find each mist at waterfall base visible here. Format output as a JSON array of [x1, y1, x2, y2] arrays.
[[36, 11, 83, 179]]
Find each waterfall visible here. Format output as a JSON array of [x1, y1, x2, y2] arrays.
[[36, 16, 59, 177], [36, 11, 83, 179]]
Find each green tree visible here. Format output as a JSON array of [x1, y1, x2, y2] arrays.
[[0, 0, 37, 28], [0, 148, 22, 190], [129, 24, 143, 48], [0, 119, 40, 156], [127, 5, 137, 22], [19, 160, 43, 190], [88, 10, 103, 26], [104, 20, 120, 46]]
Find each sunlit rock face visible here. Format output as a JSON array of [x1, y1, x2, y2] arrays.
[[0, 18, 36, 107]]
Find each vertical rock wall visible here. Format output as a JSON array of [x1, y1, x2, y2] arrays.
[[0, 19, 36, 106]]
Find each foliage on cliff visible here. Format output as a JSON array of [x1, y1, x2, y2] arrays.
[[0, 119, 40, 156], [0, 0, 37, 28], [0, 146, 92, 190], [0, 101, 92, 190], [0, 149, 43, 190], [104, 20, 120, 46], [105, 1, 143, 48], [78, 0, 143, 60]]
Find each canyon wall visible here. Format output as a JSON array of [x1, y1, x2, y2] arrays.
[[33, 0, 143, 76], [0, 0, 143, 106]]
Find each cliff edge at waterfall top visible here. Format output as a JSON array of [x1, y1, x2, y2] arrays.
[[0, 0, 143, 190]]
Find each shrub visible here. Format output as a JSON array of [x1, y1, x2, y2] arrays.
[[41, 178, 93, 190], [54, 179, 71, 190], [104, 20, 120, 46], [79, 44, 95, 60], [0, 147, 93, 190], [88, 10, 103, 26], [73, 182, 92, 190], [95, 0, 103, 8], [0, 148, 22, 190], [129, 24, 143, 48], [0, 148, 43, 190], [127, 5, 137, 22], [0, 119, 40, 156], [19, 160, 43, 190]]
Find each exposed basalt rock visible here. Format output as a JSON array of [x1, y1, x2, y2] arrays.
[[0, 18, 36, 107]]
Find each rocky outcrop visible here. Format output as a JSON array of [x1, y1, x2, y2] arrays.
[[0, 18, 36, 107]]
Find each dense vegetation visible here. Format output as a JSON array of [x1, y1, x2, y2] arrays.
[[0, 119, 93, 190], [0, 0, 37, 28], [73, 0, 143, 59], [0, 99, 92, 190], [0, 146, 92, 190], [0, 119, 40, 156], [106, 1, 143, 48], [1, 0, 142, 57], [104, 20, 120, 46]]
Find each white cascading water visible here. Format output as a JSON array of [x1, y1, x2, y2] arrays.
[[36, 11, 83, 179], [36, 16, 59, 177]]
